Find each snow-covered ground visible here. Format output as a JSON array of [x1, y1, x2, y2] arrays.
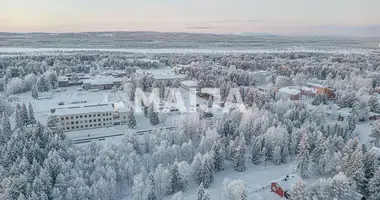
[[157, 161, 321, 200]]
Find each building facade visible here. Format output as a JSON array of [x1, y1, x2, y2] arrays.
[[54, 102, 129, 132]]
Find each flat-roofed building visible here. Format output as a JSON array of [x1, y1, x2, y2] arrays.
[[180, 80, 198, 91], [82, 77, 122, 90], [54, 102, 129, 132]]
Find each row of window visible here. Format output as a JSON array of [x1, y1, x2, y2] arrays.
[[62, 121, 127, 131], [60, 113, 114, 121], [62, 117, 125, 126]]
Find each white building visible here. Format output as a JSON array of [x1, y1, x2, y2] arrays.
[[180, 80, 198, 91], [82, 76, 122, 90], [54, 102, 129, 132], [278, 87, 300, 101]]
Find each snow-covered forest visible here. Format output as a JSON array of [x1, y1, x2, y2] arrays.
[[1, 49, 380, 200]]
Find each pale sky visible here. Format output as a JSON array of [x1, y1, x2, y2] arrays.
[[1, 0, 379, 36]]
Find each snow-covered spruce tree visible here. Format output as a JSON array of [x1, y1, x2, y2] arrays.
[[346, 148, 366, 194], [371, 120, 380, 147], [348, 114, 357, 133], [15, 103, 24, 128], [369, 95, 380, 113], [132, 173, 146, 200], [130, 81, 136, 102], [197, 183, 210, 200], [32, 84, 39, 99], [2, 114, 12, 143], [168, 162, 184, 195], [289, 180, 309, 200], [233, 133, 246, 172], [272, 146, 282, 165], [28, 103, 36, 125], [250, 136, 262, 164], [212, 141, 225, 172], [128, 107, 137, 129], [369, 168, 380, 200], [21, 103, 29, 126], [196, 153, 214, 188], [297, 133, 310, 178], [363, 151, 377, 195], [148, 104, 160, 125], [147, 172, 157, 200]]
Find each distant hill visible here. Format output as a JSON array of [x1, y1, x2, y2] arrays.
[[238, 32, 278, 37]]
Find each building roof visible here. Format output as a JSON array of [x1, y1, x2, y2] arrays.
[[58, 76, 69, 82], [82, 76, 122, 85], [55, 104, 114, 116], [279, 87, 300, 96], [113, 101, 129, 112], [181, 80, 198, 87], [154, 74, 186, 80], [271, 174, 303, 192], [306, 82, 325, 88]]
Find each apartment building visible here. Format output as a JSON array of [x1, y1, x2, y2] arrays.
[[54, 102, 129, 132]]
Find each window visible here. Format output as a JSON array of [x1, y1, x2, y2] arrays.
[[98, 123, 101, 126], [94, 124, 97, 127], [61, 123, 65, 126], [70, 116, 73, 119], [85, 120, 88, 123], [62, 128, 65, 130], [61, 117, 64, 121], [90, 124, 92, 127], [98, 114, 101, 117], [67, 127, 70, 130], [76, 121, 79, 124], [89, 120, 92, 123], [124, 116, 126, 119], [66, 117, 69, 120], [84, 115, 87, 118], [103, 123, 106, 126], [103, 114, 105, 116], [81, 125, 83, 128], [98, 119, 101, 122], [93, 114, 96, 117], [72, 126, 75, 129], [76, 126, 79, 129], [80, 115, 83, 118], [85, 125, 88, 128], [71, 122, 74, 125], [76, 116, 78, 119]]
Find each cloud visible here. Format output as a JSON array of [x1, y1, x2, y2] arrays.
[[185, 26, 213, 30]]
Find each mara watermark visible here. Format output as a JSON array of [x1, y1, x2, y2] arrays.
[[133, 87, 246, 114]]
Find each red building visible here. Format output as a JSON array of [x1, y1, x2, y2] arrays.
[[270, 174, 303, 199]]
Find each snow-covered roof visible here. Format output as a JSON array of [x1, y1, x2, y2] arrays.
[[181, 80, 198, 87], [271, 174, 303, 192], [58, 76, 69, 82], [113, 102, 129, 112], [278, 87, 300, 96], [55, 105, 113, 116], [337, 107, 352, 117], [301, 86, 316, 93], [82, 77, 122, 85], [154, 74, 186, 80], [306, 81, 325, 88]]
